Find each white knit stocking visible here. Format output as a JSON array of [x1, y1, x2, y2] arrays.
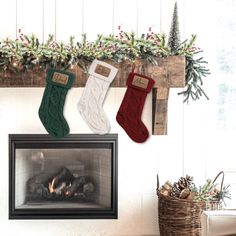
[[78, 59, 118, 134]]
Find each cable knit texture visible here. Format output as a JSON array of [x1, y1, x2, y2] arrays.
[[78, 59, 118, 134], [116, 72, 155, 143], [39, 68, 75, 138]]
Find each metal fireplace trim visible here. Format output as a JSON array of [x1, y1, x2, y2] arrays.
[[9, 134, 118, 220]]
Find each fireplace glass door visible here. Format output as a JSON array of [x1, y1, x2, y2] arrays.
[[9, 134, 118, 219]]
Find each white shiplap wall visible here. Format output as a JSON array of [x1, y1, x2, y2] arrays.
[[0, 0, 185, 41], [0, 0, 235, 235]]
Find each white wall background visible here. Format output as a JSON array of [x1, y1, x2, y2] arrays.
[[0, 0, 235, 235]]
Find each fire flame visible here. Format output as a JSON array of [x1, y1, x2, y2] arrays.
[[48, 177, 56, 193], [65, 183, 72, 196], [48, 178, 68, 195]]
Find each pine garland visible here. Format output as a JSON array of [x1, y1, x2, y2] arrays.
[[0, 28, 209, 102]]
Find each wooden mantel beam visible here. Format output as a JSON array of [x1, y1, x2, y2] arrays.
[[0, 56, 185, 135]]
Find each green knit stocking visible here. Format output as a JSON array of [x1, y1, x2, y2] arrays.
[[39, 68, 75, 138]]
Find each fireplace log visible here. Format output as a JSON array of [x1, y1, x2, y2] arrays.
[[27, 173, 52, 200], [53, 167, 74, 188], [27, 173, 51, 192], [66, 176, 94, 196], [26, 170, 95, 201], [53, 182, 67, 195]]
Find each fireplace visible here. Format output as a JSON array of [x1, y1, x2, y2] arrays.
[[9, 134, 118, 219]]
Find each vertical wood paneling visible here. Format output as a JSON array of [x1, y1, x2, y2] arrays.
[[43, 0, 56, 42], [83, 0, 113, 41], [160, 0, 184, 41], [157, 89, 185, 183], [0, 0, 185, 186], [114, 0, 138, 34], [0, 0, 17, 40], [17, 0, 44, 41], [184, 0, 206, 39], [160, 0, 176, 33], [182, 102, 208, 183], [180, 0, 186, 39], [137, 0, 161, 35], [3, 0, 233, 232], [56, 0, 83, 42], [183, 0, 215, 184], [184, 0, 215, 51]]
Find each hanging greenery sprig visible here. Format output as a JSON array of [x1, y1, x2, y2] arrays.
[[176, 34, 210, 102]]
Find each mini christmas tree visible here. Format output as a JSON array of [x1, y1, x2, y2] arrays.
[[168, 2, 180, 52]]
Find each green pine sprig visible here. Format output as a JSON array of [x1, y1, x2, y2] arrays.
[[193, 179, 231, 206], [178, 53, 210, 103], [175, 34, 210, 103]]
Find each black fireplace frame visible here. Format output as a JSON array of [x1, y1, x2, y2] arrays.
[[9, 134, 118, 220]]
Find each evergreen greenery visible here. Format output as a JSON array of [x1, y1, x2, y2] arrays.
[[176, 34, 210, 102], [0, 28, 210, 103], [168, 2, 180, 52], [193, 179, 231, 206]]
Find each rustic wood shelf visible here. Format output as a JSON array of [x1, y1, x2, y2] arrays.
[[0, 56, 185, 135]]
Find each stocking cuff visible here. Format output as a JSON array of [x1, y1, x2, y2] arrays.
[[89, 59, 118, 83], [46, 68, 75, 89], [127, 72, 155, 93]]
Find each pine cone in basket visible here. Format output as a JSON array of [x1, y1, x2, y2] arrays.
[[170, 175, 193, 198]]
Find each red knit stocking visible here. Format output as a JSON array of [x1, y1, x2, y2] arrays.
[[116, 72, 155, 143]]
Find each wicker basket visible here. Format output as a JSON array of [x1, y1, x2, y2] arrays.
[[157, 172, 224, 236]]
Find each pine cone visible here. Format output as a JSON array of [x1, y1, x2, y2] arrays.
[[170, 175, 193, 198]]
